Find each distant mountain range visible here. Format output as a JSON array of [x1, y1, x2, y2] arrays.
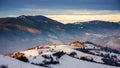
[[0, 15, 120, 54]]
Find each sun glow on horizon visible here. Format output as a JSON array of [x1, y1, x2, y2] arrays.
[[46, 14, 120, 24]]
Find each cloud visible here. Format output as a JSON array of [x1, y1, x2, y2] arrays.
[[106, 36, 120, 49], [20, 8, 120, 15], [46, 14, 120, 23], [0, 8, 120, 17], [84, 33, 106, 37]]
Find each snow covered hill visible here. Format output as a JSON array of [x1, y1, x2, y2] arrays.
[[7, 41, 120, 68], [0, 54, 44, 68]]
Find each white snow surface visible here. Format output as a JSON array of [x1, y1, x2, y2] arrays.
[[1, 44, 120, 68], [52, 55, 118, 68], [0, 54, 44, 68]]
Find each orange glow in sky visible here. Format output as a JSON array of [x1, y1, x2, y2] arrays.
[[46, 14, 120, 24]]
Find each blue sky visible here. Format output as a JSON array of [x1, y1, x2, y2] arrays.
[[0, 0, 120, 15], [0, 0, 120, 10]]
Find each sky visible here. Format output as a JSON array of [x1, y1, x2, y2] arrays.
[[0, 0, 120, 23]]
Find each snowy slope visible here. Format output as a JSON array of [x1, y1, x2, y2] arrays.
[[52, 55, 118, 68], [0, 54, 44, 68], [8, 43, 120, 68]]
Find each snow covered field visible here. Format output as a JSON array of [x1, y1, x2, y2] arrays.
[[3, 43, 120, 68]]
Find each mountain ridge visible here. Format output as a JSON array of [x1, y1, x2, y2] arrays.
[[0, 15, 120, 54]]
